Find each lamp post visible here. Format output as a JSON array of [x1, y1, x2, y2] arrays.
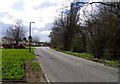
[[29, 22, 35, 52]]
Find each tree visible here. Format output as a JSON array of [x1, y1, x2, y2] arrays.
[[49, 18, 65, 49], [6, 20, 25, 45], [49, 2, 81, 51], [23, 37, 27, 41], [79, 1, 120, 59], [32, 36, 40, 45], [82, 2, 119, 59], [49, 1, 120, 60]]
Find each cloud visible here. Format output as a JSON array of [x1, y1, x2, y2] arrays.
[[12, 0, 24, 11], [0, 22, 12, 36], [1, 0, 117, 42], [34, 1, 58, 10], [0, 12, 8, 17], [40, 30, 51, 35], [0, 0, 70, 42], [38, 23, 53, 31]]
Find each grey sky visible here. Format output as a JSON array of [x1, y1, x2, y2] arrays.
[[0, 0, 65, 42], [0, 0, 96, 42]]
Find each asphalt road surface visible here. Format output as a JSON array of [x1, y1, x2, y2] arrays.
[[34, 47, 118, 82]]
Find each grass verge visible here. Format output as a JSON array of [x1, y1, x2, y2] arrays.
[[2, 49, 35, 80], [31, 62, 40, 72], [53, 48, 120, 68], [0, 49, 2, 80], [25, 61, 47, 82]]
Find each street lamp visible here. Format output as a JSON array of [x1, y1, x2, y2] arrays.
[[29, 22, 35, 52]]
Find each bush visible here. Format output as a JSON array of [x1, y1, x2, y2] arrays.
[[14, 44, 25, 49], [2, 44, 13, 49]]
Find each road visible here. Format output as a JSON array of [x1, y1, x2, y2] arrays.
[[34, 47, 118, 82]]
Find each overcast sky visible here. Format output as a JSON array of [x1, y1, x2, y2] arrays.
[[1, 0, 110, 42], [0, 0, 74, 42]]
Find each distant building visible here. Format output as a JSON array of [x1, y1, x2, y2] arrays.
[[19, 39, 29, 45], [0, 37, 41, 46], [0, 37, 15, 45]]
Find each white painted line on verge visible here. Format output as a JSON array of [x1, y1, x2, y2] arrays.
[[34, 48, 51, 84], [40, 64, 51, 84]]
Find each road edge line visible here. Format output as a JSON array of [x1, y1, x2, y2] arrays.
[[34, 48, 51, 84], [40, 65, 51, 84]]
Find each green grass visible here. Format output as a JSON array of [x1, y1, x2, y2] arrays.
[[2, 49, 35, 80], [63, 51, 93, 59], [31, 62, 40, 72], [53, 48, 93, 59], [63, 51, 119, 67], [53, 48, 119, 68], [0, 65, 2, 80], [104, 60, 120, 67], [0, 49, 2, 80]]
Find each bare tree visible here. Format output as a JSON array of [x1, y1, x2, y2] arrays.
[[6, 20, 25, 45], [50, 1, 120, 60], [50, 2, 81, 50], [32, 36, 40, 45], [49, 17, 65, 49], [82, 3, 118, 59]]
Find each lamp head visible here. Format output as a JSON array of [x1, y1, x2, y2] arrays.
[[30, 22, 35, 23]]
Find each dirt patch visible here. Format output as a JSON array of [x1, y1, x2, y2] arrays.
[[25, 61, 47, 82]]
